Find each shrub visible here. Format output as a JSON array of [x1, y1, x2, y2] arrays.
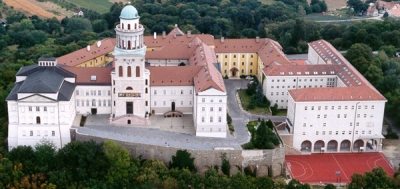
[[169, 150, 196, 172]]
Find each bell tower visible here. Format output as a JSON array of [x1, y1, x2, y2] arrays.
[[111, 4, 150, 122]]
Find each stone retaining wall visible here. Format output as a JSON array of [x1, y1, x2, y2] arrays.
[[75, 132, 285, 177]]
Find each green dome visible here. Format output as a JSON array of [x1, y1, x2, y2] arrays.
[[120, 5, 139, 20]]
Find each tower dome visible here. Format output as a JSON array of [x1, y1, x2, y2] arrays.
[[120, 5, 139, 20]]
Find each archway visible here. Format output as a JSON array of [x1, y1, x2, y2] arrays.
[[353, 139, 364, 152], [327, 140, 338, 152], [313, 140, 325, 152], [230, 67, 238, 77], [126, 87, 133, 90], [367, 139, 378, 151], [340, 140, 351, 151], [300, 140, 312, 152]]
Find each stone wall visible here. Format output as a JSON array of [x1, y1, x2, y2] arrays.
[[75, 132, 285, 177]]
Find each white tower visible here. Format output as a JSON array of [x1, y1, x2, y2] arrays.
[[111, 4, 150, 123]]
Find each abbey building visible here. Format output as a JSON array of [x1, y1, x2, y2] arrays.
[[6, 4, 385, 153]]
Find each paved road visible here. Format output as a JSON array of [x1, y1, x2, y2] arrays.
[[76, 79, 286, 150]]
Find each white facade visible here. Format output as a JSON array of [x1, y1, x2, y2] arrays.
[[194, 88, 227, 138], [150, 86, 194, 115], [263, 75, 337, 109], [287, 95, 385, 153], [74, 85, 112, 115]]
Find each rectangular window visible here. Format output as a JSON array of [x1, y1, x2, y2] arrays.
[[76, 90, 79, 95], [44, 107, 47, 111], [98, 90, 101, 96], [210, 107, 213, 111], [210, 117, 213, 123], [218, 116, 222, 122], [202, 98, 205, 103], [36, 107, 40, 111], [30, 131, 33, 136], [201, 117, 205, 123], [219, 107, 222, 111], [202, 107, 205, 111], [52, 131, 55, 136]]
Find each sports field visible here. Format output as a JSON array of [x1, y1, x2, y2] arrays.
[[286, 153, 394, 184]]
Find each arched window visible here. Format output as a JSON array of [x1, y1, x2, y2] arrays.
[[128, 40, 131, 49], [136, 66, 140, 77], [135, 23, 137, 29], [36, 116, 41, 124], [127, 66, 131, 77], [128, 24, 130, 30], [145, 79, 148, 85], [126, 87, 133, 90], [122, 40, 125, 49], [121, 23, 124, 29], [119, 66, 123, 77], [145, 88, 148, 94]]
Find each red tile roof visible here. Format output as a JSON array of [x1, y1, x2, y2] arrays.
[[288, 40, 386, 102], [214, 38, 264, 53], [57, 38, 115, 67], [62, 66, 112, 85], [147, 66, 202, 86], [289, 86, 385, 102], [258, 39, 292, 67]]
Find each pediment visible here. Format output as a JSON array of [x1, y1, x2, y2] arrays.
[[19, 94, 56, 102]]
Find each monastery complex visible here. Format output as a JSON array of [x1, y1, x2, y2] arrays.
[[6, 5, 386, 154]]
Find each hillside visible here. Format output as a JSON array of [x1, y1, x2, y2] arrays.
[[3, 0, 73, 20]]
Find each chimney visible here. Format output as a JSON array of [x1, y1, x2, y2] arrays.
[[162, 31, 166, 38], [87, 45, 91, 51], [97, 40, 101, 47], [153, 32, 157, 39], [187, 30, 192, 38], [256, 36, 260, 43], [221, 37, 224, 43]]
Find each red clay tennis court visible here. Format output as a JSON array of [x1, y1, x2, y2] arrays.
[[286, 153, 394, 184]]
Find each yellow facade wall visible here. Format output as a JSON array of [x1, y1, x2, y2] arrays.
[[216, 53, 259, 78], [76, 54, 112, 67]]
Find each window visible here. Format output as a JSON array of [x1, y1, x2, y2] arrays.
[[145, 79, 148, 85], [52, 131, 55, 136], [201, 117, 205, 122], [30, 131, 33, 136], [136, 66, 140, 77], [316, 131, 319, 135], [324, 114, 327, 118], [317, 115, 320, 119], [210, 107, 213, 111], [145, 88, 148, 94], [154, 90, 157, 95], [36, 116, 41, 124], [202, 107, 205, 111], [337, 114, 340, 118], [323, 123, 326, 127], [127, 66, 132, 77], [76, 90, 79, 95], [98, 90, 101, 96], [305, 106, 308, 110], [218, 116, 222, 122], [119, 66, 123, 77], [44, 107, 47, 112], [92, 99, 96, 106], [219, 107, 222, 111], [98, 100, 102, 107], [145, 101, 148, 106], [371, 105, 375, 109], [210, 116, 213, 123], [202, 98, 205, 103], [36, 107, 40, 111]]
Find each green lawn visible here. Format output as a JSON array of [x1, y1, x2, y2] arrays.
[[238, 90, 270, 115], [67, 0, 113, 13]]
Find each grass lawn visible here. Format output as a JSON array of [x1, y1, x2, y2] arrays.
[[67, 0, 112, 13], [276, 109, 287, 116], [238, 90, 270, 115]]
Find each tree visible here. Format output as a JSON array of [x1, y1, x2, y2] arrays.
[[221, 153, 230, 176], [347, 0, 368, 14], [103, 140, 134, 188], [64, 18, 92, 33], [92, 19, 108, 33], [170, 150, 196, 172], [346, 43, 374, 73]]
